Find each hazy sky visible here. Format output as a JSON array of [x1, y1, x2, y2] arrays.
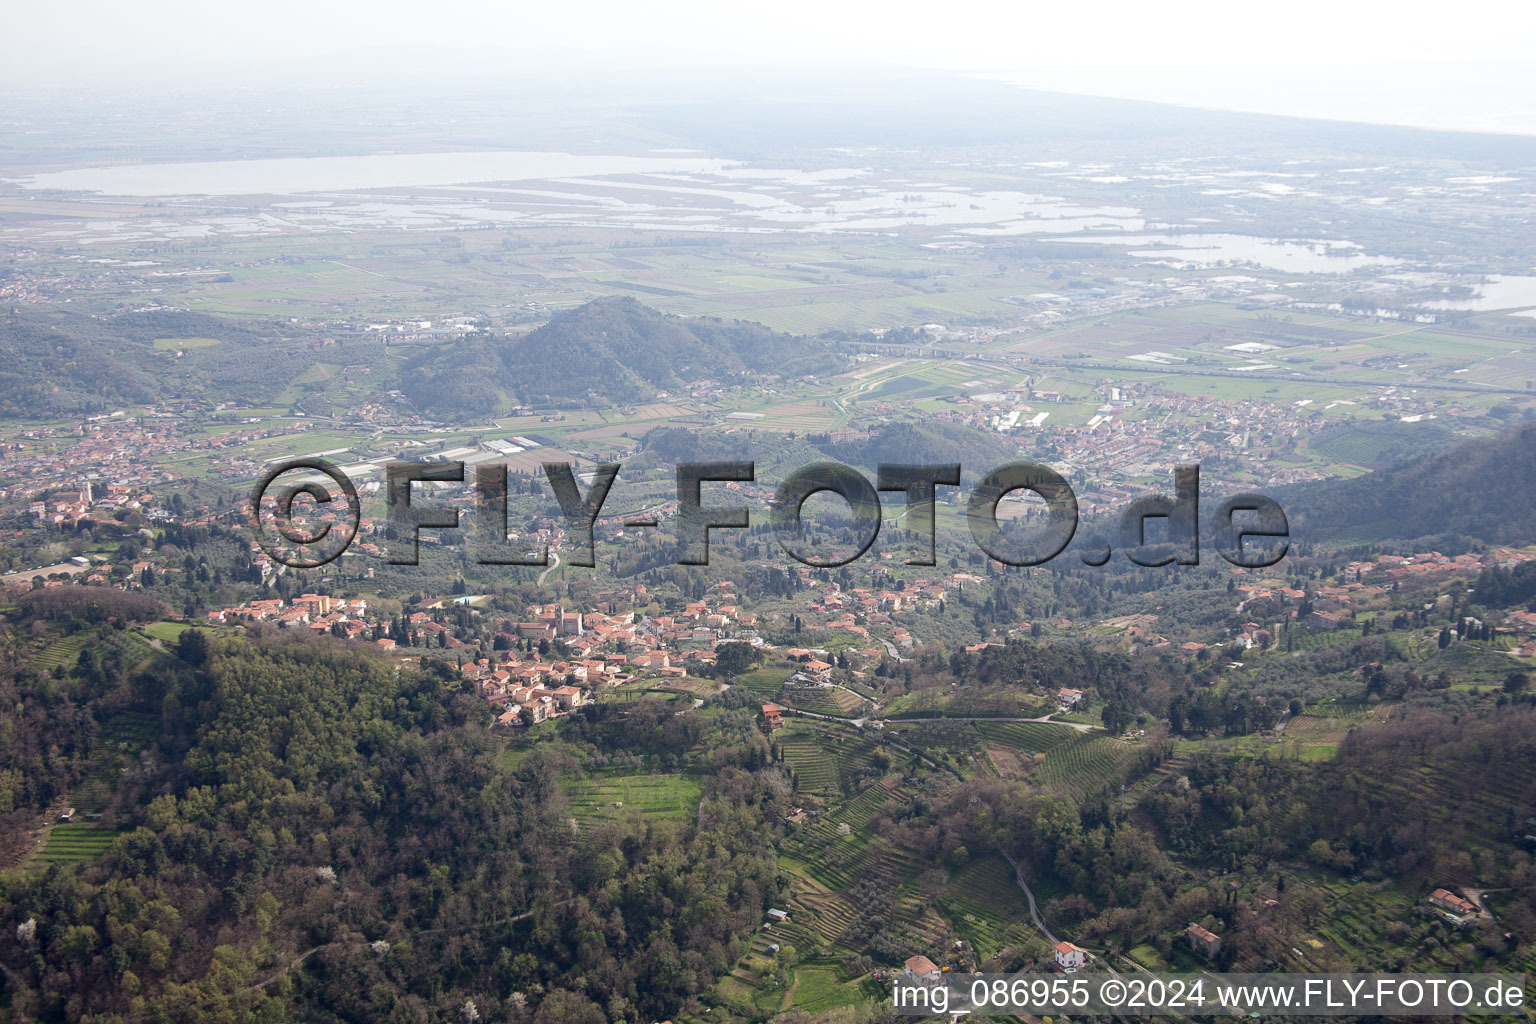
[[6, 0, 1535, 134]]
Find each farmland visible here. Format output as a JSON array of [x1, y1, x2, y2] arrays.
[[1033, 734, 1137, 801], [774, 719, 902, 798], [778, 683, 866, 717], [563, 772, 701, 833], [735, 666, 793, 698], [30, 824, 123, 869], [937, 855, 1042, 958]]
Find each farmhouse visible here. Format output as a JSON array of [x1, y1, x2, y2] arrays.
[[1429, 888, 1477, 916], [902, 955, 942, 984], [1185, 923, 1222, 958], [1053, 941, 1088, 969], [761, 703, 785, 733], [1057, 687, 1083, 709]]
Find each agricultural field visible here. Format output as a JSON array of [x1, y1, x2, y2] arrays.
[[976, 720, 1082, 778], [778, 961, 882, 1013], [152, 336, 222, 350], [779, 683, 866, 717], [31, 824, 123, 869], [775, 720, 900, 798], [1033, 733, 1137, 802], [882, 686, 1053, 719], [937, 855, 1040, 958], [30, 634, 88, 673], [143, 620, 220, 643], [563, 772, 701, 832], [975, 720, 1081, 755], [735, 666, 793, 698], [70, 710, 162, 812]]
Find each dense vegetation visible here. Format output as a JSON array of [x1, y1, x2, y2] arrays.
[[0, 309, 391, 415], [402, 297, 846, 415], [1287, 421, 1536, 548], [0, 632, 785, 1023]]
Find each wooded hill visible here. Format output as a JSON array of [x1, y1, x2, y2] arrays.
[[1285, 420, 1536, 549], [401, 297, 846, 416]]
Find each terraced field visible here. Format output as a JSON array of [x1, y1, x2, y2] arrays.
[[99, 711, 159, 747], [775, 775, 942, 954], [790, 784, 896, 866], [564, 772, 701, 833], [1035, 734, 1135, 801], [938, 855, 1038, 958], [779, 725, 842, 796], [975, 720, 1080, 755], [883, 687, 1053, 719], [736, 666, 793, 698], [31, 634, 88, 672], [72, 710, 162, 811], [780, 684, 865, 717], [776, 720, 904, 797], [31, 824, 122, 868]]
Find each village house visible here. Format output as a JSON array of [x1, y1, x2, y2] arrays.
[[902, 954, 942, 985], [551, 685, 585, 710], [1185, 924, 1222, 958], [1053, 941, 1088, 969], [1429, 888, 1477, 916], [802, 659, 834, 681]]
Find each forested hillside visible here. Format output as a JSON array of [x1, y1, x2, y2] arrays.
[[1286, 421, 1536, 548], [0, 309, 390, 415], [0, 632, 783, 1023], [402, 297, 846, 415]]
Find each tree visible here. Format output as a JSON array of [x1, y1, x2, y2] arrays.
[[1101, 700, 1133, 736], [176, 627, 210, 668], [714, 641, 763, 679], [1506, 670, 1530, 694]]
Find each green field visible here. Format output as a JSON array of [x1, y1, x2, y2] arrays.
[[780, 683, 865, 717], [143, 620, 218, 642], [1035, 734, 1135, 801], [32, 824, 123, 868], [564, 772, 701, 832], [737, 666, 793, 697], [776, 720, 900, 797], [938, 855, 1037, 957], [975, 720, 1081, 755], [152, 336, 222, 350], [883, 687, 1053, 719], [99, 710, 159, 748], [31, 634, 88, 671]]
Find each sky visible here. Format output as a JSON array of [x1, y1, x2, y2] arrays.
[[5, 0, 1536, 134]]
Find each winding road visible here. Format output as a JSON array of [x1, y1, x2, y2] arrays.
[[997, 844, 1057, 946]]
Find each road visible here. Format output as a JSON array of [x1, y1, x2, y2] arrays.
[[1, 561, 89, 585], [777, 707, 951, 774], [536, 551, 561, 586], [873, 713, 1093, 732], [874, 636, 909, 663], [247, 899, 575, 991], [997, 844, 1057, 945]]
